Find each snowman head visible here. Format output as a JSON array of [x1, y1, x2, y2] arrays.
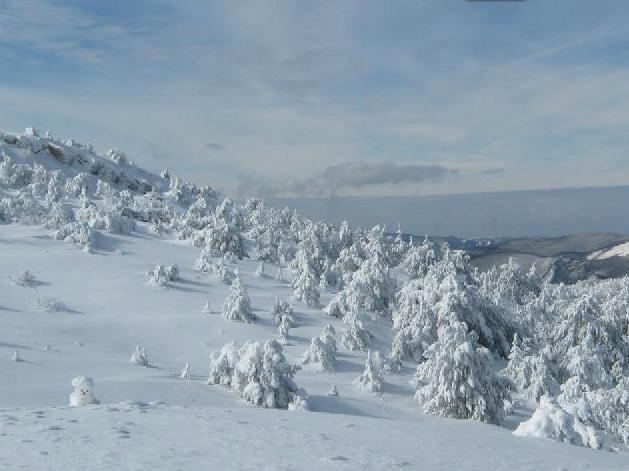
[[71, 376, 95, 398]]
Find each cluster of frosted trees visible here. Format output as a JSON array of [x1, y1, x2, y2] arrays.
[[5, 128, 629, 448]]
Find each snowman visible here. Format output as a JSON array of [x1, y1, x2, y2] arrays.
[[69, 376, 100, 406]]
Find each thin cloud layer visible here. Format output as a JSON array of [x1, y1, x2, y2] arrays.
[[238, 162, 458, 198], [1, 1, 629, 197]]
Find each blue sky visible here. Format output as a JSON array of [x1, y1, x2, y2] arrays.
[[1, 0, 629, 198]]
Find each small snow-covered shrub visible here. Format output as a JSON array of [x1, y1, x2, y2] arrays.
[[64, 172, 90, 198], [147, 263, 179, 285], [325, 292, 348, 319], [44, 202, 74, 230], [414, 321, 514, 425], [208, 339, 307, 409], [180, 363, 191, 380], [195, 248, 213, 273], [11, 349, 22, 362], [1, 188, 47, 225], [302, 327, 337, 372], [106, 148, 128, 165], [271, 297, 294, 326], [104, 213, 136, 235], [203, 257, 234, 284], [69, 376, 100, 406], [288, 393, 310, 411], [342, 312, 370, 352], [357, 350, 389, 393], [223, 277, 256, 323], [10, 269, 37, 287], [513, 395, 602, 449], [130, 345, 149, 367], [37, 294, 68, 312], [54, 221, 96, 251]]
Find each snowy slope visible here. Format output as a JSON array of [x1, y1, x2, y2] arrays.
[[588, 241, 629, 260], [2, 224, 627, 470], [1, 129, 628, 470]]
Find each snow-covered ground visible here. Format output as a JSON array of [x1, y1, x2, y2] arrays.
[[0, 223, 626, 470], [588, 241, 629, 260], [1, 129, 629, 470]]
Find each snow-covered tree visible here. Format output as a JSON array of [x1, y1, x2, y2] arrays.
[[271, 297, 294, 326], [292, 248, 320, 307], [278, 316, 291, 345], [302, 325, 338, 372], [325, 292, 349, 319], [332, 243, 364, 288], [11, 349, 22, 362], [45, 170, 62, 206], [513, 395, 602, 449], [180, 363, 191, 380], [344, 244, 394, 316], [130, 345, 149, 367], [255, 261, 265, 278], [44, 202, 74, 230], [320, 323, 338, 355], [391, 279, 435, 364], [402, 236, 438, 279], [392, 246, 514, 363], [357, 350, 388, 393], [10, 269, 37, 287], [208, 339, 307, 409], [341, 311, 370, 352], [54, 221, 96, 252], [223, 277, 256, 323], [415, 321, 513, 425], [504, 336, 559, 403], [147, 263, 179, 285]]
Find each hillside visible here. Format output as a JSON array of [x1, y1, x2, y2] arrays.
[[1, 129, 628, 470]]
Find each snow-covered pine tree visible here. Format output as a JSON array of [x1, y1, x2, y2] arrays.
[[320, 323, 338, 355], [292, 248, 320, 307], [147, 263, 179, 285], [415, 321, 514, 425], [255, 261, 265, 278], [180, 363, 191, 379], [341, 311, 370, 352], [208, 339, 307, 409], [504, 336, 559, 403], [344, 240, 394, 317], [223, 277, 256, 323], [278, 316, 291, 345], [302, 325, 338, 372], [357, 350, 388, 393], [325, 291, 349, 319], [402, 236, 438, 279]]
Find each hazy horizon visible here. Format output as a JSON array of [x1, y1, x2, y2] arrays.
[[271, 184, 629, 239]]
